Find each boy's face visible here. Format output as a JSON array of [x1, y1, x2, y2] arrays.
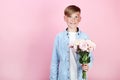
[[64, 12, 81, 29]]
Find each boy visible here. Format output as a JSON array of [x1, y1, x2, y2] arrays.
[[50, 5, 93, 80]]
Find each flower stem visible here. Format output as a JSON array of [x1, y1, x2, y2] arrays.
[[82, 70, 86, 80]]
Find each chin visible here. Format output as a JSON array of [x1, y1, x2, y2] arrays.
[[69, 25, 78, 28]]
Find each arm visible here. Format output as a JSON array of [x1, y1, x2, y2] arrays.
[[50, 36, 59, 80], [78, 33, 94, 79], [88, 52, 94, 68], [84, 34, 94, 68]]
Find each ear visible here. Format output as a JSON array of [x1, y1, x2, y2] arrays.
[[79, 16, 82, 22], [64, 15, 67, 22]]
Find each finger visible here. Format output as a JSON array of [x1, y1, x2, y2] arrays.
[[82, 64, 88, 66], [84, 64, 87, 66]]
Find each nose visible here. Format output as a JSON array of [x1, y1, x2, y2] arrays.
[[71, 18, 76, 22]]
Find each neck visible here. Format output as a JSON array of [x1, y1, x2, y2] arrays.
[[68, 27, 77, 32]]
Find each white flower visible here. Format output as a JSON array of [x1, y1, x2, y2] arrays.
[[73, 39, 80, 50], [86, 40, 96, 52], [73, 39, 96, 52], [74, 39, 80, 45], [79, 40, 88, 51]]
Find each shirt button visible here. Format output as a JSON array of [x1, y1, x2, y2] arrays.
[[67, 43, 69, 45], [67, 51, 69, 53], [66, 58, 69, 61], [68, 76, 70, 79], [68, 68, 69, 71], [67, 59, 69, 61]]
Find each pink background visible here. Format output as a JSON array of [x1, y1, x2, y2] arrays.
[[0, 0, 120, 80]]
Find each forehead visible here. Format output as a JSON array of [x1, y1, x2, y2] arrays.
[[69, 12, 80, 17]]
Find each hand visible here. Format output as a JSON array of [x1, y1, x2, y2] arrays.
[[82, 64, 89, 72]]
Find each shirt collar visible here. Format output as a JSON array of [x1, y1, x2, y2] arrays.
[[65, 27, 81, 36]]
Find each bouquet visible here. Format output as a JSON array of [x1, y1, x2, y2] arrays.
[[73, 39, 96, 80]]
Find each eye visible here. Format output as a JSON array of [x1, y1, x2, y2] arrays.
[[69, 16, 72, 18], [75, 16, 78, 18]]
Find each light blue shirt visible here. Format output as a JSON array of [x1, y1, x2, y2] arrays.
[[50, 28, 93, 80]]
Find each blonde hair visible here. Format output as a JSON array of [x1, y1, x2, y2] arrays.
[[64, 5, 81, 17]]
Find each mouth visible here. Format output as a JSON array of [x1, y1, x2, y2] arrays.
[[70, 23, 76, 25]]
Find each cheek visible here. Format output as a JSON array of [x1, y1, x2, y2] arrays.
[[77, 19, 81, 22], [64, 17, 69, 22], [67, 19, 72, 22]]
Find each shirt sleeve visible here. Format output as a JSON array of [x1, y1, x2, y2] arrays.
[[50, 35, 60, 80]]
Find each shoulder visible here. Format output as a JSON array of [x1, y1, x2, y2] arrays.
[[53, 31, 65, 42], [55, 31, 66, 38]]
